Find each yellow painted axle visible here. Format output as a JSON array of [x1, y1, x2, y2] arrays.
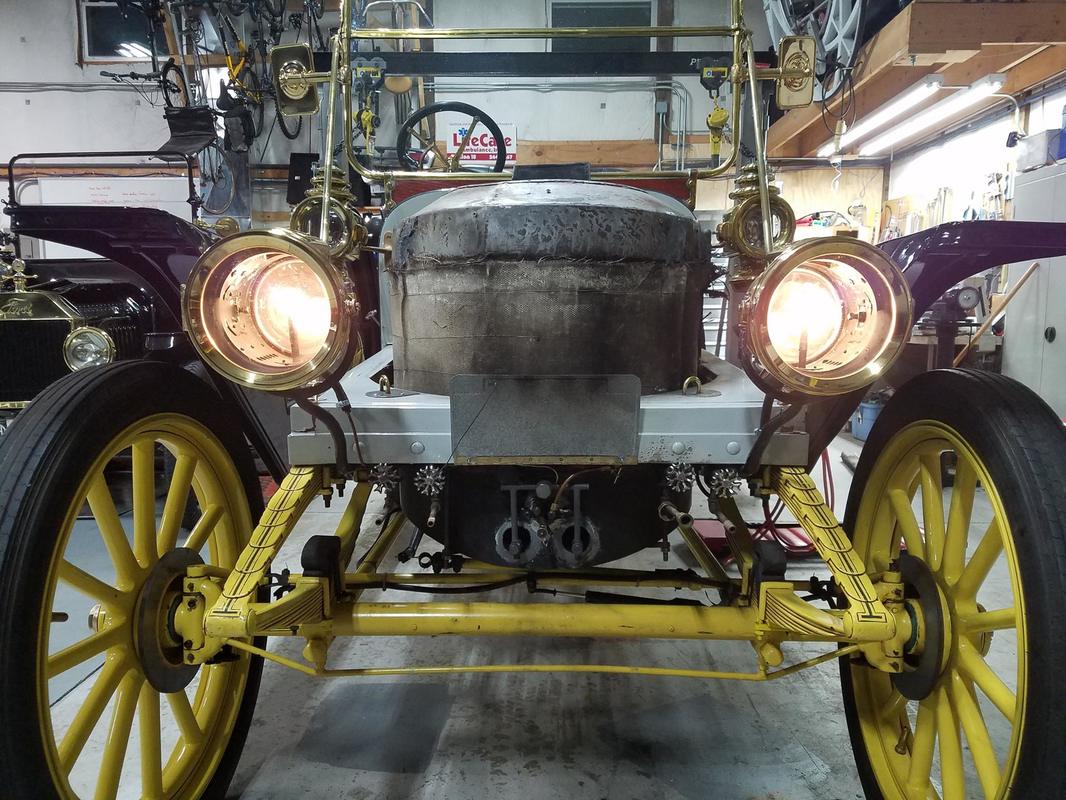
[[329, 601, 768, 640]]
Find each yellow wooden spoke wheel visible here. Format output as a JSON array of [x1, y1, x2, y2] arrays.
[[841, 369, 1066, 799], [0, 362, 264, 800]]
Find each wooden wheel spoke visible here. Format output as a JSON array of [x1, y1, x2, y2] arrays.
[[889, 488, 925, 561], [58, 560, 125, 608], [132, 439, 158, 567], [452, 116, 480, 164], [429, 144, 450, 170], [949, 670, 1002, 799], [943, 457, 977, 585], [94, 670, 144, 800], [410, 128, 432, 148], [167, 688, 204, 747], [918, 454, 946, 571], [955, 519, 1003, 601], [935, 687, 966, 800], [58, 656, 130, 773], [139, 684, 164, 800], [960, 606, 1017, 634], [183, 503, 223, 554], [957, 639, 1016, 720], [906, 697, 937, 796], [87, 474, 141, 585], [880, 689, 908, 721], [158, 453, 198, 556], [47, 627, 124, 679]]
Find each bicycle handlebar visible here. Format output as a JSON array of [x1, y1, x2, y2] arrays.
[[100, 70, 160, 80]]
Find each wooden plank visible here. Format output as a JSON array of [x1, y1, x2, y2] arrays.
[[907, 3, 1066, 55], [1002, 43, 1066, 93], [427, 139, 662, 167], [518, 139, 660, 166], [253, 210, 292, 222], [10, 165, 191, 178], [769, 0, 1066, 157]]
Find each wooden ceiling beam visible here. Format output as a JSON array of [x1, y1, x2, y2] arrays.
[[769, 1, 1066, 158]]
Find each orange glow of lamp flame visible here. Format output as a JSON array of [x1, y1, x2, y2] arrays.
[[251, 260, 332, 361], [765, 267, 844, 369]]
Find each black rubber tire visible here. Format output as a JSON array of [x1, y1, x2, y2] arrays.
[[817, 0, 866, 102], [161, 59, 190, 108], [840, 368, 1066, 798], [275, 96, 303, 140], [0, 361, 265, 800], [242, 66, 265, 139], [260, 0, 285, 20], [395, 101, 507, 172], [200, 143, 236, 216]]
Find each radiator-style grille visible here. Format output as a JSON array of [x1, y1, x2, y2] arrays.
[[0, 320, 72, 404]]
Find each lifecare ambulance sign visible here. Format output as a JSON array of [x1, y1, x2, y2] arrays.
[[446, 122, 518, 165]]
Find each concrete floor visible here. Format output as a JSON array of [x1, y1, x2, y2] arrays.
[[48, 435, 1017, 800]]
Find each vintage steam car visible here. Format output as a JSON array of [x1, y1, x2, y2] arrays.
[[2, 5, 1066, 800]]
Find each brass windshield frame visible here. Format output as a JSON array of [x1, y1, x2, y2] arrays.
[[314, 0, 760, 226]]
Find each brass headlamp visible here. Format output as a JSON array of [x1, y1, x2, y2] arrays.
[[182, 229, 358, 392], [739, 236, 913, 398], [717, 164, 796, 260], [290, 165, 368, 258]]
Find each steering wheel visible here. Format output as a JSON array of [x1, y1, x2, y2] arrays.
[[395, 101, 507, 172]]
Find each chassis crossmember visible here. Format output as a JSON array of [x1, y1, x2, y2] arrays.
[[173, 465, 912, 682]]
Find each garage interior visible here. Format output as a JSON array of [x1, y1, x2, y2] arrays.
[[2, 1, 1066, 799]]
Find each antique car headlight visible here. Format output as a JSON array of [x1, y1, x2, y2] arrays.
[[727, 194, 796, 259], [63, 327, 115, 371], [740, 236, 913, 397], [182, 229, 356, 392]]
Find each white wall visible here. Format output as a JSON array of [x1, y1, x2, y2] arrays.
[[887, 86, 1066, 222], [887, 118, 1015, 220], [0, 0, 171, 160], [421, 0, 767, 145], [1, 0, 773, 202]]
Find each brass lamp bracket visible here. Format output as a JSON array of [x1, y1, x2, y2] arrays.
[[717, 163, 797, 261]]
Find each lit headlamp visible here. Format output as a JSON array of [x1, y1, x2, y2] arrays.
[[182, 229, 357, 392], [740, 236, 912, 397]]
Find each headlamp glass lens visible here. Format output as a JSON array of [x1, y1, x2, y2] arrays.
[[201, 248, 333, 375], [64, 328, 114, 371], [765, 257, 889, 378]]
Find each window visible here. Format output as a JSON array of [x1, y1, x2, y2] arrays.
[[551, 1, 653, 52], [79, 1, 171, 63]]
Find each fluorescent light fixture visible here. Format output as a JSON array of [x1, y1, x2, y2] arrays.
[[859, 74, 1006, 156], [818, 76, 944, 158]]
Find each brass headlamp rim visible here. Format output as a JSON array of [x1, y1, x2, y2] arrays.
[[182, 228, 357, 393], [740, 236, 914, 398], [719, 194, 797, 260], [62, 325, 116, 371], [290, 195, 368, 258]]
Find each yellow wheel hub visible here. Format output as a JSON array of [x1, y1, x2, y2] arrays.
[[847, 421, 1026, 800], [36, 414, 254, 800]]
